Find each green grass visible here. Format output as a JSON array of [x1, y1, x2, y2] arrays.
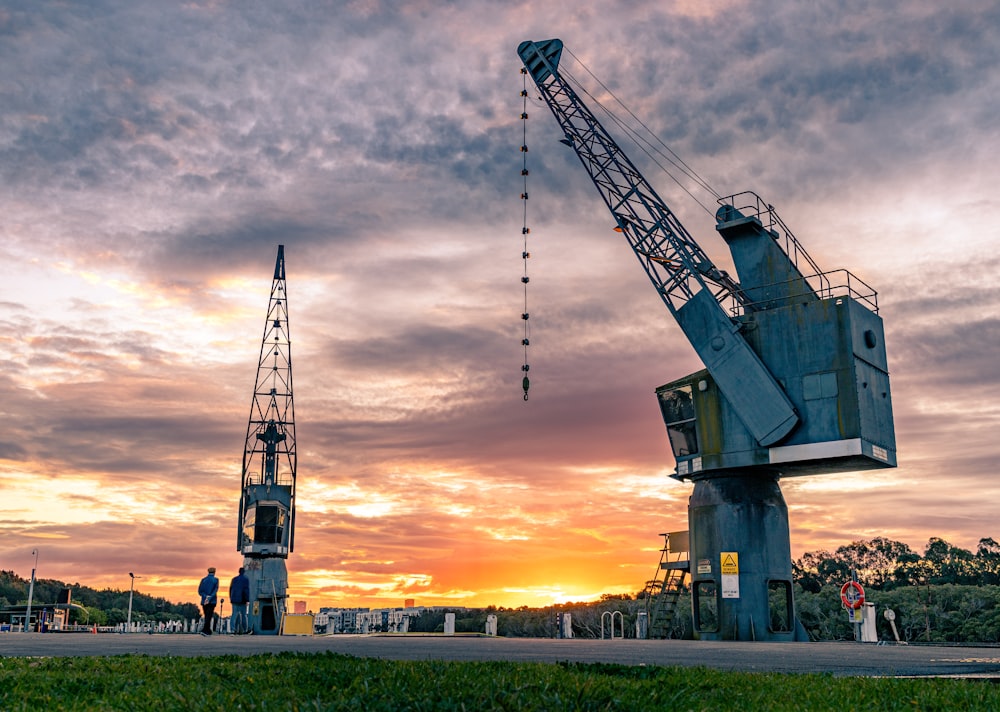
[[0, 652, 996, 711]]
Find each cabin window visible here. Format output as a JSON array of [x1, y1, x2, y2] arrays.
[[658, 385, 699, 457], [243, 503, 287, 546]]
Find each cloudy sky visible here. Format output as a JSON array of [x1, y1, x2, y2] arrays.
[[3, 0, 998, 610]]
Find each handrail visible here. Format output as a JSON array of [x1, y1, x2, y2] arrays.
[[729, 268, 879, 315], [719, 191, 830, 297], [601, 610, 624, 639]]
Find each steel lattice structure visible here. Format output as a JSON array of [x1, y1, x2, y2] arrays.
[[238, 244, 297, 554]]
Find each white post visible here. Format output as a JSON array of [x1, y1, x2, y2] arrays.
[[562, 613, 573, 639], [485, 614, 497, 636], [636, 611, 648, 639], [860, 602, 878, 643], [444, 612, 455, 635]]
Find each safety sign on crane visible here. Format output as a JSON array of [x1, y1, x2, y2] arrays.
[[721, 552, 739, 599]]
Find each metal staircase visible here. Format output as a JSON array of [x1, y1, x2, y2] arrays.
[[643, 531, 690, 639]]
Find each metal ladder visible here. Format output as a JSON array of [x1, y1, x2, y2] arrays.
[[643, 531, 690, 639]]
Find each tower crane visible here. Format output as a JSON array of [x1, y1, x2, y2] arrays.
[[518, 39, 896, 641], [236, 244, 297, 635]]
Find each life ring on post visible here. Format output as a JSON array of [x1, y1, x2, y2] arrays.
[[840, 580, 865, 609]]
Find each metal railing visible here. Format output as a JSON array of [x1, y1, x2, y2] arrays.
[[733, 268, 879, 314], [717, 192, 878, 315]]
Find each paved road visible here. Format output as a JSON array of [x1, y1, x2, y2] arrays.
[[2, 633, 999, 678]]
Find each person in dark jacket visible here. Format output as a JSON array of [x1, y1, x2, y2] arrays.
[[229, 567, 252, 634], [198, 567, 219, 636]]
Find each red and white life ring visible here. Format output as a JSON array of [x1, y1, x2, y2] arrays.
[[840, 580, 865, 609]]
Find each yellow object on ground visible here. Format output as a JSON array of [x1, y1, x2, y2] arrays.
[[281, 614, 314, 636]]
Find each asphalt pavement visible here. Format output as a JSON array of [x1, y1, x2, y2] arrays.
[[2, 632, 1000, 678]]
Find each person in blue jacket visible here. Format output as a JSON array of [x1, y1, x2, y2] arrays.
[[229, 567, 252, 634], [198, 567, 219, 636]]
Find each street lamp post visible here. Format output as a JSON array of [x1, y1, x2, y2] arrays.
[[127, 572, 142, 632], [23, 549, 38, 633]]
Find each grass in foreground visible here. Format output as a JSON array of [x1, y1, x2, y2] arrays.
[[0, 652, 997, 711]]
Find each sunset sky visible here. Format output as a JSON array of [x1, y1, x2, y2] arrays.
[[3, 0, 999, 612]]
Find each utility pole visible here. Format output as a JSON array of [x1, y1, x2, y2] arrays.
[[126, 572, 141, 632], [23, 548, 38, 633]]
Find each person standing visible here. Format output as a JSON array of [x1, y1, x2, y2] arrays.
[[229, 567, 251, 634], [198, 567, 219, 636]]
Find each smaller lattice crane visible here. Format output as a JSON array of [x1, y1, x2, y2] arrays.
[[236, 244, 297, 635]]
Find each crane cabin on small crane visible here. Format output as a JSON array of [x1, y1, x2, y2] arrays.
[[518, 38, 896, 641]]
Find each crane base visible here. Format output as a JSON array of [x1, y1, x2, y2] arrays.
[[239, 557, 288, 635], [687, 473, 807, 641]]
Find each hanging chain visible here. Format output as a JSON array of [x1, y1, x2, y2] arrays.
[[520, 68, 531, 401]]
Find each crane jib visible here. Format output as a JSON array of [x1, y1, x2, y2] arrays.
[[518, 38, 801, 446]]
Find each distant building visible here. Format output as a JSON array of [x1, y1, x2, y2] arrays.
[[0, 587, 75, 632], [0, 605, 70, 632], [313, 607, 369, 635], [356, 607, 414, 633], [313, 606, 434, 634]]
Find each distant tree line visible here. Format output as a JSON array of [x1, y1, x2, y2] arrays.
[[0, 570, 200, 626], [790, 536, 1000, 643], [792, 536, 1000, 591]]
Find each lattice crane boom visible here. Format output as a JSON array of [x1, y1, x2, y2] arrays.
[[519, 40, 739, 314], [517, 38, 798, 446]]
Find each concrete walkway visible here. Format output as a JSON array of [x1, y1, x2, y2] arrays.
[[2, 633, 999, 678]]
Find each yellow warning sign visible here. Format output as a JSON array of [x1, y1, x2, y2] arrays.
[[720, 552, 739, 575]]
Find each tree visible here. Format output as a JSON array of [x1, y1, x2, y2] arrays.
[[792, 548, 852, 591], [793, 550, 834, 593], [105, 608, 129, 626], [894, 553, 933, 588], [833, 537, 914, 590], [976, 537, 1000, 585], [67, 605, 107, 626], [83, 606, 107, 626], [0, 570, 26, 604], [923, 538, 976, 585]]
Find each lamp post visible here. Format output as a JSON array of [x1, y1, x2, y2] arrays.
[[127, 572, 142, 632], [23, 549, 38, 633]]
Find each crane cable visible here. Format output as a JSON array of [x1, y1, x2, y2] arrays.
[[562, 48, 722, 218], [520, 67, 531, 401]]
